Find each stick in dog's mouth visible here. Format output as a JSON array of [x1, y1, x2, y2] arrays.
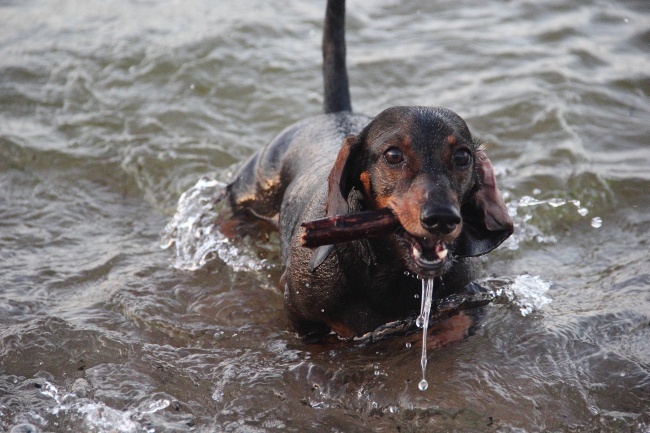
[[300, 208, 399, 248]]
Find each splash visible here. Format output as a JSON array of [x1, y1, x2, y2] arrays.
[[36, 380, 169, 433], [415, 278, 436, 391], [503, 193, 602, 251], [160, 177, 267, 272], [495, 274, 553, 316]]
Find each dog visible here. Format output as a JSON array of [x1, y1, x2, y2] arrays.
[[226, 0, 513, 340]]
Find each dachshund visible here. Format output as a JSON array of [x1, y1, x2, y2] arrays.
[[225, 0, 513, 340]]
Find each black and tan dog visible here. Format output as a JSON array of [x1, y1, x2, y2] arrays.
[[226, 0, 513, 340]]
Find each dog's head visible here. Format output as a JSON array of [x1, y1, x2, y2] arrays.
[[325, 106, 513, 278]]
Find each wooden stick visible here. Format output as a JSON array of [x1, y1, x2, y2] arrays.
[[300, 208, 400, 248]]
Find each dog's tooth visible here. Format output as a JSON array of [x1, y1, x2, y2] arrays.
[[439, 248, 448, 259]]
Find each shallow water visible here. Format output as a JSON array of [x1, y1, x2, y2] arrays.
[[1, 0, 649, 431]]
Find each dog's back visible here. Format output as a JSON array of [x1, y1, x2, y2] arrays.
[[227, 0, 361, 239]]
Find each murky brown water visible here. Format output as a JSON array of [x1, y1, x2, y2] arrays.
[[2, 0, 649, 432]]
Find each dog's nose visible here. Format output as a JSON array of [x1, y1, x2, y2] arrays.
[[420, 204, 461, 234]]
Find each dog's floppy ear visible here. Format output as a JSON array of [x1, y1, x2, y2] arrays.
[[326, 134, 363, 217], [456, 149, 513, 257], [309, 135, 363, 271]]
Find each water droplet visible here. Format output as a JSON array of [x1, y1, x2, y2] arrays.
[[418, 379, 428, 391], [374, 370, 380, 376], [190, 83, 195, 90], [577, 207, 588, 216], [405, 342, 411, 348], [518, 195, 545, 207], [320, 309, 325, 313], [310, 401, 328, 409], [141, 399, 171, 414], [547, 198, 566, 207], [591, 217, 602, 228], [532, 188, 541, 195], [415, 316, 424, 328]]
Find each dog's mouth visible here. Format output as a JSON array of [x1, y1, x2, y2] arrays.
[[400, 231, 450, 276]]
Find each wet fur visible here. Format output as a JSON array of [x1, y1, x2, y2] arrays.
[[226, 1, 512, 339]]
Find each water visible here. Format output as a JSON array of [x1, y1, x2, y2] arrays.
[[2, 0, 649, 431], [159, 177, 270, 273], [416, 278, 436, 392]]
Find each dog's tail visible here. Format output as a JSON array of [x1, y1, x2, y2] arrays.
[[322, 0, 352, 113]]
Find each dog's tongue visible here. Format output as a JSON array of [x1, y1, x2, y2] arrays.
[[419, 238, 448, 261], [435, 242, 448, 259]]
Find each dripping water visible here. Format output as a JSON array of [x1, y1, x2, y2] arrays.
[[415, 277, 438, 391]]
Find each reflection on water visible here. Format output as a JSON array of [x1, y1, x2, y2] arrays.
[[1, 0, 649, 431]]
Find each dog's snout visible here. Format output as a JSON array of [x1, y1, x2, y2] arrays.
[[420, 204, 461, 234]]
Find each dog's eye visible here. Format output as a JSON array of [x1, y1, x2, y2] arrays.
[[383, 147, 404, 165], [452, 148, 472, 168]]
